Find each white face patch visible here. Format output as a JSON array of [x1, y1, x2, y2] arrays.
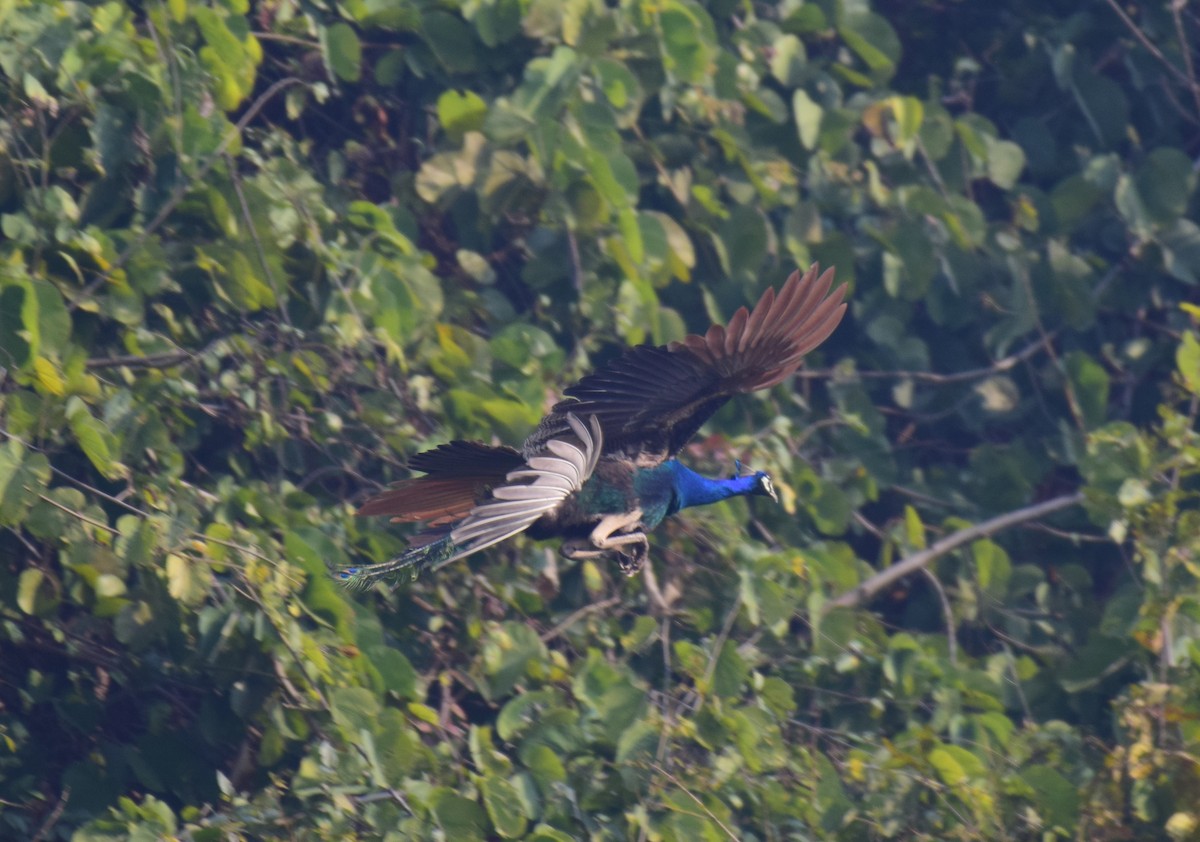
[[759, 474, 777, 500]]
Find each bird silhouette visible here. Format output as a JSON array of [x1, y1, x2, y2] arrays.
[[338, 263, 846, 587]]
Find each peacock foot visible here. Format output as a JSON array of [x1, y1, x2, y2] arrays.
[[616, 540, 648, 577]]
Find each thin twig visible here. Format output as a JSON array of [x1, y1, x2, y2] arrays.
[[30, 786, 69, 842], [826, 492, 1085, 610], [1104, 0, 1196, 89], [921, 567, 957, 667], [539, 596, 621, 643], [793, 332, 1056, 385], [649, 764, 741, 842]]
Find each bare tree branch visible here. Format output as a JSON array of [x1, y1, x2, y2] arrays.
[[793, 332, 1057, 385], [825, 492, 1086, 611]]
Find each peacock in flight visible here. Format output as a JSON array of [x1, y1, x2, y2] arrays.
[[338, 263, 847, 587]]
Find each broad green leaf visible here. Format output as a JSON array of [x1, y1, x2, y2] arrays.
[[1065, 351, 1110, 430], [1177, 331, 1200, 394], [658, 0, 716, 84], [1160, 219, 1200, 284], [712, 640, 747, 697], [0, 284, 30, 367], [422, 11, 479, 74], [903, 505, 925, 549], [986, 138, 1026, 189], [928, 744, 984, 787], [470, 726, 513, 777], [973, 539, 1011, 594], [433, 792, 488, 840], [437, 89, 487, 141], [480, 775, 529, 838], [793, 89, 823, 150], [480, 622, 546, 699], [1020, 766, 1079, 830], [1134, 147, 1194, 225], [323, 23, 362, 83], [771, 34, 807, 85], [838, 12, 899, 80], [32, 356, 65, 396], [0, 440, 50, 527], [330, 686, 380, 740], [18, 568, 58, 616], [66, 396, 122, 479]]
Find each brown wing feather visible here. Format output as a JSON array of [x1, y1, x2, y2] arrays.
[[526, 263, 847, 462], [357, 476, 485, 524], [358, 441, 525, 524]]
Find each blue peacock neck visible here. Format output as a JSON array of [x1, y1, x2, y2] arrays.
[[664, 460, 765, 510]]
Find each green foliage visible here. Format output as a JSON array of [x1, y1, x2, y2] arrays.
[[3, 0, 1200, 839]]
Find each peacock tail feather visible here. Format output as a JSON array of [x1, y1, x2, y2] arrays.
[[335, 534, 457, 589]]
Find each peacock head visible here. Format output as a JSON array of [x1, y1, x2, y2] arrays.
[[732, 460, 778, 502]]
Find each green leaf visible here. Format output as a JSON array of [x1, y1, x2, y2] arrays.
[[470, 726, 513, 777], [433, 792, 488, 840], [519, 743, 566, 789], [480, 776, 529, 838], [0, 284, 30, 367], [972, 539, 1011, 595], [437, 89, 487, 142], [66, 397, 123, 479], [17, 568, 57, 616], [928, 744, 984, 787], [0, 440, 50, 526], [712, 640, 747, 697], [323, 23, 362, 83], [330, 686, 380, 740], [1058, 635, 1136, 692], [838, 12, 899, 80], [422, 11, 479, 74], [617, 208, 644, 264], [1065, 351, 1110, 430], [1178, 331, 1200, 394], [759, 676, 796, 717], [1160, 219, 1200, 284], [480, 622, 547, 699], [986, 138, 1026, 189], [658, 0, 716, 84], [1135, 147, 1194, 225], [770, 34, 807, 85], [1020, 766, 1079, 830], [793, 89, 823, 150]]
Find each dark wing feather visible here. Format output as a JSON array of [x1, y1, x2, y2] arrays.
[[526, 263, 846, 463], [407, 440, 523, 476], [357, 441, 524, 524]]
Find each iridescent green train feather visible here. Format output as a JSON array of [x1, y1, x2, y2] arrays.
[[335, 535, 457, 589]]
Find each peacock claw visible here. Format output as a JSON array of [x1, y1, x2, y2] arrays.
[[617, 545, 647, 576]]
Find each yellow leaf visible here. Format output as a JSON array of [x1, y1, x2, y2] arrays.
[[33, 356, 65, 395]]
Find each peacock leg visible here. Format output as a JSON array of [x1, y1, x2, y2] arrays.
[[560, 540, 607, 560], [588, 509, 645, 552], [561, 534, 648, 576], [585, 511, 648, 577]]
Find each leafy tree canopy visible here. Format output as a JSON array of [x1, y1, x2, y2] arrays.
[[2, 0, 1200, 838]]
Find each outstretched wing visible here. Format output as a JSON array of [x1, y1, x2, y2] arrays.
[[357, 441, 525, 526], [439, 414, 602, 567], [526, 263, 846, 463]]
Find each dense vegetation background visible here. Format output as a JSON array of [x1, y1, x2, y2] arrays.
[[3, 0, 1200, 838]]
